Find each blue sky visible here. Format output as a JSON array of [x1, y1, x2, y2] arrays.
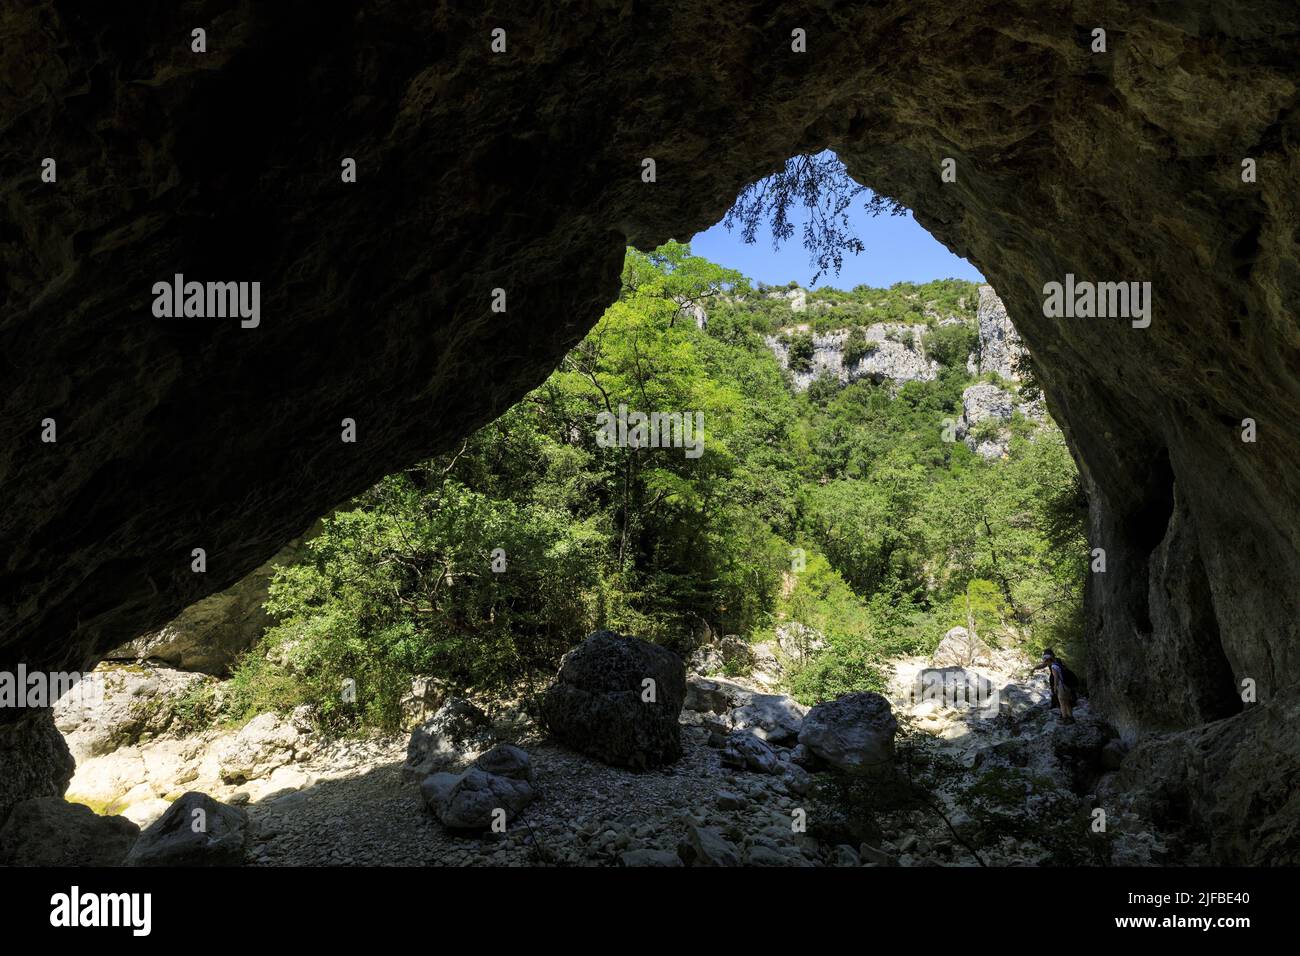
[[688, 188, 985, 290]]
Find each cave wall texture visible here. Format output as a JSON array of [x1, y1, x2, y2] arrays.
[[2, 1, 1298, 858]]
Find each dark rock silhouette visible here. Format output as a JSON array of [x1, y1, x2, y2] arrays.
[[541, 630, 686, 769]]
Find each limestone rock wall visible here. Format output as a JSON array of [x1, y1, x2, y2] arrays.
[[765, 323, 937, 390], [103, 521, 319, 676], [972, 285, 1021, 381]]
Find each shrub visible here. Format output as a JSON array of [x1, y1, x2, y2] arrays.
[[785, 330, 816, 372], [923, 322, 978, 367], [842, 327, 877, 367]]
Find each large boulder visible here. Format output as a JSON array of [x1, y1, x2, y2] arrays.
[[540, 630, 686, 769], [126, 792, 249, 866], [684, 676, 752, 715], [687, 644, 725, 676], [420, 744, 535, 830], [912, 665, 1000, 718], [0, 797, 140, 866], [0, 709, 75, 831], [930, 626, 995, 669], [684, 677, 733, 715], [63, 749, 151, 811], [216, 712, 302, 784], [747, 642, 784, 688], [53, 664, 214, 762], [729, 693, 807, 746], [798, 693, 898, 776], [472, 742, 534, 781], [399, 676, 450, 731], [720, 730, 782, 775], [63, 730, 226, 815], [402, 696, 494, 779]]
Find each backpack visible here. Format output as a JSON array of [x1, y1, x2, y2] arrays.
[[1058, 663, 1081, 691]]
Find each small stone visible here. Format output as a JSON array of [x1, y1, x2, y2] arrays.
[[678, 822, 741, 867], [715, 790, 746, 810]]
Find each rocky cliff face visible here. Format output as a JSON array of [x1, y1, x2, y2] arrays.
[[103, 522, 318, 677], [2, 1, 1299, 859], [969, 285, 1021, 381], [956, 382, 1019, 459], [762, 286, 1022, 395], [765, 323, 937, 390], [762, 286, 1042, 460]]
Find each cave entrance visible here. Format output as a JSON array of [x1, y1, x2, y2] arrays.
[[48, 153, 1094, 862], [662, 151, 1091, 699]]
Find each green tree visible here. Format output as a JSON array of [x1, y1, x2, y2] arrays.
[[923, 323, 978, 368], [785, 330, 815, 373], [226, 242, 1085, 735]]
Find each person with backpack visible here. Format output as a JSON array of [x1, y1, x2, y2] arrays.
[[1032, 648, 1079, 723]]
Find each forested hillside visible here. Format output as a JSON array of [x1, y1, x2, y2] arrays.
[[224, 243, 1088, 732]]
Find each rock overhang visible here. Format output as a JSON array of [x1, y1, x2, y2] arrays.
[[0, 4, 1297, 848]]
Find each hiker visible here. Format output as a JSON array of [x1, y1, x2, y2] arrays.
[[1032, 648, 1078, 723]]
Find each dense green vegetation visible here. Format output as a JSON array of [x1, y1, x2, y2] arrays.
[[923, 321, 979, 368], [727, 277, 980, 337], [224, 242, 1087, 733]]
